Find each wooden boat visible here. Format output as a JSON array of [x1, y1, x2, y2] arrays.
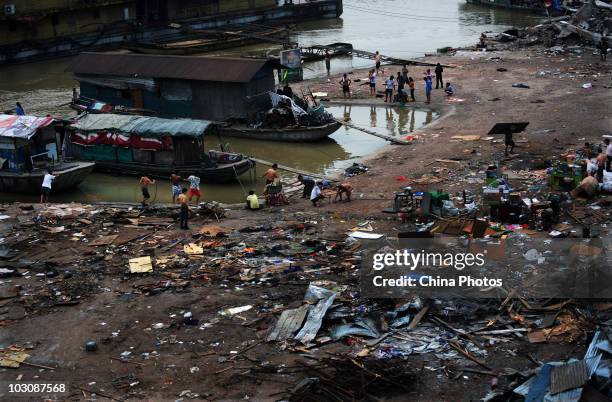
[[65, 113, 255, 183], [70, 96, 157, 116], [218, 121, 342, 142], [0, 114, 95, 193], [300, 42, 353, 62], [0, 162, 95, 193], [129, 25, 289, 56]]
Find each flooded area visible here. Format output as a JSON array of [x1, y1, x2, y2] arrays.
[[0, 0, 542, 203], [0, 105, 436, 203]]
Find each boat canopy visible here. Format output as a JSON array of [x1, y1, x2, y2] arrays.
[[0, 114, 55, 140], [70, 113, 212, 137]]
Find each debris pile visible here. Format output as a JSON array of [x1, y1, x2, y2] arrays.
[[245, 91, 335, 129], [505, 1, 612, 48]]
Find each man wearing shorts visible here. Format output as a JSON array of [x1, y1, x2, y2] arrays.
[[139, 175, 155, 206], [339, 74, 351, 99], [375, 51, 382, 75], [187, 174, 201, 204], [170, 172, 182, 203]]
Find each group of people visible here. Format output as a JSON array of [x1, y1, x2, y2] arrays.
[[296, 174, 353, 207], [362, 58, 454, 104], [583, 138, 612, 184], [136, 173, 203, 229]]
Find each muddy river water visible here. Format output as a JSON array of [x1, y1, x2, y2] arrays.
[[0, 0, 542, 203]]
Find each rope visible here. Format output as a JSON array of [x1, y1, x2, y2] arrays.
[[233, 165, 248, 196]]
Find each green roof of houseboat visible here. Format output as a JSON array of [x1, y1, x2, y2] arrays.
[[70, 114, 212, 137]]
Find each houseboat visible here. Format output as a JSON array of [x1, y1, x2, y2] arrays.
[[0, 114, 94, 193], [67, 53, 277, 122], [65, 113, 254, 183]]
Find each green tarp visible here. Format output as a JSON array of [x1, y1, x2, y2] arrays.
[[80, 145, 116, 162], [117, 147, 133, 163], [69, 114, 212, 138]]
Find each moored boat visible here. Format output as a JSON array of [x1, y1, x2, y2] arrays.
[[218, 121, 342, 142], [0, 114, 94, 194], [220, 91, 341, 142], [128, 25, 289, 56], [65, 113, 255, 183]]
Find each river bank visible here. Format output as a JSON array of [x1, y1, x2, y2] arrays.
[[1, 43, 611, 400]]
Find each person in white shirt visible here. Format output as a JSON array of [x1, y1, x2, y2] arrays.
[[384, 75, 395, 103], [605, 138, 612, 172], [310, 181, 324, 207], [40, 169, 55, 203]]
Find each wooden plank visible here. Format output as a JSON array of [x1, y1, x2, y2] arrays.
[[249, 158, 334, 181], [336, 119, 410, 145]]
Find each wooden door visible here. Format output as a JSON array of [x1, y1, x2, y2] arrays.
[[131, 89, 144, 108]]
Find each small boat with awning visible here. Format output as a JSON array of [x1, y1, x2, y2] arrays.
[[65, 114, 255, 183], [0, 114, 95, 194]]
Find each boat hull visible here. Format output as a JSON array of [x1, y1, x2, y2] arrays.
[[218, 121, 342, 142], [89, 159, 255, 184], [0, 162, 95, 194], [465, 0, 547, 13]]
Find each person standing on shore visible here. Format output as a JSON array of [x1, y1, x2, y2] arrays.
[[139, 175, 155, 206], [40, 169, 55, 203], [435, 63, 444, 89], [15, 102, 25, 116], [368, 69, 377, 96], [170, 172, 182, 203], [325, 50, 331, 75], [339, 73, 352, 98], [504, 131, 515, 156], [600, 37, 608, 62], [178, 188, 189, 230], [424, 76, 432, 104], [397, 72, 407, 103], [408, 77, 416, 102], [596, 148, 606, 183], [187, 174, 201, 204], [384, 75, 395, 103], [375, 51, 382, 75], [402, 64, 409, 83]]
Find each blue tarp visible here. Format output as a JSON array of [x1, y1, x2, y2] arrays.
[[69, 113, 212, 137]]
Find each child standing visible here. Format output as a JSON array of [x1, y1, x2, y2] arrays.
[[384, 75, 395, 103]]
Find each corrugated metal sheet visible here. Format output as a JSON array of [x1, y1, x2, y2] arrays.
[[0, 114, 54, 139], [549, 360, 589, 395], [69, 114, 212, 137], [67, 53, 271, 83]]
